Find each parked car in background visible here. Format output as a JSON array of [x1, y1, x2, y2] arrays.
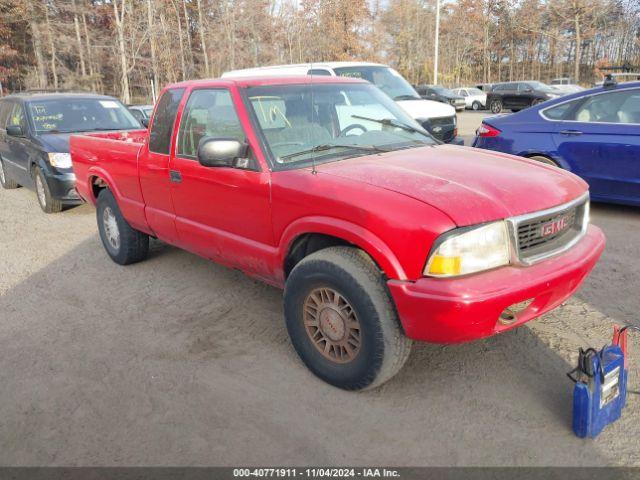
[[550, 78, 584, 96], [415, 85, 466, 111], [475, 83, 494, 92], [473, 81, 640, 206], [70, 75, 604, 390], [0, 92, 142, 212], [451, 87, 487, 110], [127, 104, 154, 126], [222, 62, 461, 144], [486, 81, 559, 113], [550, 84, 585, 96]]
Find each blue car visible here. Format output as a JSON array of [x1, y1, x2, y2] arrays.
[[473, 81, 640, 207]]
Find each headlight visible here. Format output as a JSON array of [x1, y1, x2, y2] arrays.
[[48, 153, 72, 169], [425, 221, 511, 277]]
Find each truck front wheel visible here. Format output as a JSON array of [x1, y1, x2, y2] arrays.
[[284, 246, 412, 390], [97, 189, 149, 265]]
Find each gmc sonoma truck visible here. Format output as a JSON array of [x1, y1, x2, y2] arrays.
[[70, 76, 605, 390]]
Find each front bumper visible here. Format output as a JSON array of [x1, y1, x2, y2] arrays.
[[388, 225, 605, 344], [43, 169, 82, 203]]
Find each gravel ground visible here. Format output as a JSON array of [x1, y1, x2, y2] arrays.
[[0, 120, 639, 466]]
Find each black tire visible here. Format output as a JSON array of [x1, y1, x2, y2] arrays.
[[472, 101, 481, 111], [529, 155, 560, 168], [511, 109, 521, 113], [490, 99, 502, 114], [284, 246, 412, 391], [96, 189, 149, 265], [34, 166, 62, 213], [0, 158, 19, 189]]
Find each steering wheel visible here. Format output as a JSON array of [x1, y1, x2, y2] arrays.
[[339, 124, 368, 137]]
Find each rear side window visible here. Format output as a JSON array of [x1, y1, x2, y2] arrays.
[[542, 98, 582, 120], [570, 89, 640, 124], [0, 101, 12, 128], [149, 88, 185, 155], [8, 103, 27, 130]]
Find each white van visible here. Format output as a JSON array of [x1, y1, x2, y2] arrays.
[[222, 62, 460, 144]]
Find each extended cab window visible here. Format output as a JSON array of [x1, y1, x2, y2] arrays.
[[177, 89, 244, 158], [149, 88, 185, 155]]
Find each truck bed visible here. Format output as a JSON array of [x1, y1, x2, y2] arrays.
[[70, 129, 150, 233]]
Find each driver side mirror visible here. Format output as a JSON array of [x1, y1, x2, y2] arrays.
[[197, 137, 249, 168], [140, 118, 149, 128], [6, 125, 23, 137]]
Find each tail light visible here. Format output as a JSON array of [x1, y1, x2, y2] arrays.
[[477, 123, 501, 137]]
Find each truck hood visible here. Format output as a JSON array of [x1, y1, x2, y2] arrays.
[[316, 144, 587, 226], [396, 99, 456, 119]]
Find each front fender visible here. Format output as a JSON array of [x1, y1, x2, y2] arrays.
[[278, 216, 407, 281]]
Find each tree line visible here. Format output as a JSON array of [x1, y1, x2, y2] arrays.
[[0, 0, 638, 103]]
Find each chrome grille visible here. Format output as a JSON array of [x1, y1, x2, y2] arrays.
[[508, 194, 589, 265]]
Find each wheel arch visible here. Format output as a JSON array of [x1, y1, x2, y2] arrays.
[[279, 217, 407, 282], [85, 167, 121, 205], [520, 152, 567, 169]]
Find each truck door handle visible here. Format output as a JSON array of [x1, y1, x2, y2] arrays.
[[560, 130, 583, 136], [169, 170, 182, 183]]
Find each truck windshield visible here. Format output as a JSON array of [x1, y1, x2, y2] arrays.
[[245, 83, 435, 169], [27, 98, 141, 133], [333, 66, 421, 101]]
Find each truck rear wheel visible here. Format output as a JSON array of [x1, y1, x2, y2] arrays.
[[284, 246, 412, 390], [97, 189, 149, 265], [490, 99, 503, 114]]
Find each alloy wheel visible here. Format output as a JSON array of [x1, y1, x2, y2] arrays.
[[303, 287, 362, 364], [36, 174, 47, 207], [102, 206, 121, 251]]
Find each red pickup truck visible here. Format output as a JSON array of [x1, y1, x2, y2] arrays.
[[70, 76, 605, 390]]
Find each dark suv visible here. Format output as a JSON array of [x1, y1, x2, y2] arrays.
[[486, 81, 559, 113], [414, 85, 466, 111], [0, 92, 141, 212]]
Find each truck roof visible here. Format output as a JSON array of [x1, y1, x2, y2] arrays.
[[168, 75, 369, 89], [223, 61, 387, 78]]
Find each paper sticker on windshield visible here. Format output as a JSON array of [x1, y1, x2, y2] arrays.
[[99, 100, 120, 109]]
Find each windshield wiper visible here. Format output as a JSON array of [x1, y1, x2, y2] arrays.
[[76, 127, 128, 132], [280, 143, 390, 161], [42, 129, 74, 134], [351, 115, 423, 134]]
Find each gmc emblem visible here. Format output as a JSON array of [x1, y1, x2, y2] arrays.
[[540, 216, 570, 237]]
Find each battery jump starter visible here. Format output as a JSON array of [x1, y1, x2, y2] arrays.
[[568, 324, 639, 438]]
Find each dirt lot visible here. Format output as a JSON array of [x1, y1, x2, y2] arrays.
[[1, 116, 639, 466]]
